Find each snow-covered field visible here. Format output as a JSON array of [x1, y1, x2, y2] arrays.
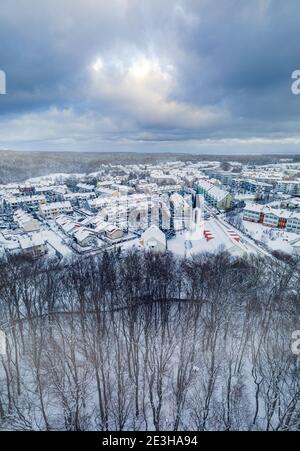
[[168, 218, 251, 258]]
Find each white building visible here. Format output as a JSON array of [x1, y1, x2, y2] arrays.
[[141, 225, 166, 253], [73, 228, 97, 247], [197, 180, 233, 210], [19, 234, 47, 258], [170, 193, 192, 231], [105, 225, 124, 241], [63, 192, 96, 202], [4, 195, 47, 210]]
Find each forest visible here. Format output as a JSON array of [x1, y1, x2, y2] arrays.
[[0, 150, 299, 184], [0, 249, 299, 431]]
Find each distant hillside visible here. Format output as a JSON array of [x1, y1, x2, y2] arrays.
[[0, 150, 299, 184]]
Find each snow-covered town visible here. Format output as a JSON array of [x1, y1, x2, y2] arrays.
[[1, 158, 300, 262], [2, 0, 300, 434]]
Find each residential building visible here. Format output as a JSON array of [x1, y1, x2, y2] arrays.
[[105, 225, 124, 241], [19, 234, 47, 258], [14, 209, 40, 232], [197, 180, 233, 210], [243, 204, 300, 234], [73, 228, 97, 247], [39, 201, 73, 219], [286, 214, 300, 234], [4, 195, 47, 210]]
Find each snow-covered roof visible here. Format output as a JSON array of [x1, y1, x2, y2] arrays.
[[141, 225, 166, 244], [197, 179, 230, 201], [245, 204, 300, 220], [14, 209, 38, 227], [40, 201, 72, 212], [73, 228, 94, 242], [19, 234, 45, 249]]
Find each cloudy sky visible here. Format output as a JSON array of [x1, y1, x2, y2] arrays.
[[0, 0, 300, 154]]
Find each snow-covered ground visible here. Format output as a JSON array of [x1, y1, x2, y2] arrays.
[[39, 229, 73, 259], [26, 173, 85, 184], [242, 220, 298, 254], [168, 218, 252, 258]]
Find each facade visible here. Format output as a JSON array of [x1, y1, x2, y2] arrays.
[[243, 205, 265, 223], [39, 201, 73, 219], [4, 195, 47, 210], [105, 225, 124, 241], [73, 229, 96, 247], [274, 180, 300, 196], [197, 180, 233, 210], [236, 180, 273, 194], [286, 215, 300, 234], [243, 204, 300, 234], [170, 193, 192, 231], [19, 234, 47, 258]]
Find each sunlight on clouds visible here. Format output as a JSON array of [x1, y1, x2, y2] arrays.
[[88, 54, 226, 129], [91, 57, 104, 73]]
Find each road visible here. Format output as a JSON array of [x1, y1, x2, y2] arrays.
[[204, 204, 274, 258]]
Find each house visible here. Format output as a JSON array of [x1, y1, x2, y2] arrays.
[[0, 233, 20, 254], [62, 221, 81, 236], [140, 225, 166, 253], [76, 183, 95, 192], [63, 192, 96, 203], [105, 225, 124, 241], [13, 209, 40, 232], [237, 180, 273, 194], [275, 180, 300, 196], [55, 215, 81, 236], [55, 215, 71, 228], [150, 171, 178, 185], [73, 228, 97, 247], [18, 234, 47, 258], [281, 198, 300, 209]]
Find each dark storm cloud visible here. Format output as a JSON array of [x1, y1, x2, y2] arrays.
[[0, 0, 300, 153]]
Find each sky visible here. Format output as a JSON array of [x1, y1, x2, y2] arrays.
[[1, 0, 300, 154]]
